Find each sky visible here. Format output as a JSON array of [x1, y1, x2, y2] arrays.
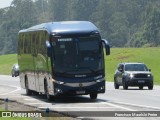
[[0, 0, 13, 8]]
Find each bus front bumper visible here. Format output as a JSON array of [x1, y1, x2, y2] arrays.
[[53, 80, 105, 96]]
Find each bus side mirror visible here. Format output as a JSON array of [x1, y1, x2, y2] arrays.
[[46, 41, 51, 57], [102, 39, 110, 55]]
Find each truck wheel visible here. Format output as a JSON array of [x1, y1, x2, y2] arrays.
[[139, 86, 143, 90], [12, 74, 14, 77], [114, 78, 119, 89], [148, 83, 153, 90], [123, 80, 128, 90]]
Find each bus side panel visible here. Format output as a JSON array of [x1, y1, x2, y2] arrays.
[[19, 73, 25, 89], [18, 33, 26, 89], [18, 32, 37, 91], [18, 31, 53, 94]]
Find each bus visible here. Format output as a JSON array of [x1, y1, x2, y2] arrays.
[[18, 21, 110, 101]]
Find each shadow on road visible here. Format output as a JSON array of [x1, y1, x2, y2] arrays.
[[21, 93, 108, 104], [118, 87, 152, 91]]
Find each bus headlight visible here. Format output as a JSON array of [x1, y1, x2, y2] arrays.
[[96, 78, 105, 83], [55, 88, 63, 93], [55, 81, 64, 85], [94, 75, 103, 80]]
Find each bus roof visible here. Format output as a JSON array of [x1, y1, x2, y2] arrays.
[[19, 21, 100, 35]]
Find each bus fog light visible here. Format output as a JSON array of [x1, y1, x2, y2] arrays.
[[98, 86, 105, 91], [55, 88, 62, 93]]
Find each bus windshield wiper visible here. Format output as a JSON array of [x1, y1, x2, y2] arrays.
[[76, 67, 97, 74]]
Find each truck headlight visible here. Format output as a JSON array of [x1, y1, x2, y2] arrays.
[[147, 74, 151, 78], [129, 74, 134, 78]]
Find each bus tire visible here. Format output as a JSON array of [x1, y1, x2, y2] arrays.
[[25, 78, 32, 95], [44, 80, 53, 101], [90, 93, 97, 100], [32, 91, 39, 96]]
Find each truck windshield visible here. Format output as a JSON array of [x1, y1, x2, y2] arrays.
[[125, 64, 148, 71], [52, 36, 103, 75]]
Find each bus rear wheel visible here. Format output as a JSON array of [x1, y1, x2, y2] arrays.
[[25, 79, 32, 95], [90, 93, 97, 100]]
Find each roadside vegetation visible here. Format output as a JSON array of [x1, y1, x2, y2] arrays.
[[0, 115, 31, 120], [0, 54, 17, 75], [1, 0, 160, 55], [0, 47, 160, 85]]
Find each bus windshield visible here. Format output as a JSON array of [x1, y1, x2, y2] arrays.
[[52, 36, 103, 75]]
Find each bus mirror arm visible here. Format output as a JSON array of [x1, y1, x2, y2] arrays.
[[102, 39, 110, 55], [47, 47, 51, 57]]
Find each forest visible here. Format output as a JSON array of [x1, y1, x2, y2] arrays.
[[0, 0, 160, 55]]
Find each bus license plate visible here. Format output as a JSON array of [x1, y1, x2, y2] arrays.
[[76, 91, 85, 94], [138, 80, 145, 83]]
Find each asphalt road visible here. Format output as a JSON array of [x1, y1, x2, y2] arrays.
[[0, 75, 160, 120]]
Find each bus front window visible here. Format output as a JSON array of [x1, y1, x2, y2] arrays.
[[52, 36, 103, 75]]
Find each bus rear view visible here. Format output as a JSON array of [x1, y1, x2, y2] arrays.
[[18, 21, 110, 101]]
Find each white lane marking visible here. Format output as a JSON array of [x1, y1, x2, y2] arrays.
[[38, 106, 115, 109], [138, 93, 160, 97], [116, 89, 160, 97], [24, 99, 37, 101], [106, 82, 160, 97], [25, 103, 52, 105], [37, 102, 135, 111], [100, 102, 136, 111], [26, 101, 131, 105], [0, 84, 21, 95], [111, 101, 160, 110], [25, 101, 135, 111]]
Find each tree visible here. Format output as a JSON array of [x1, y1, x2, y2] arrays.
[[143, 2, 160, 46], [48, 0, 68, 21], [108, 12, 129, 47]]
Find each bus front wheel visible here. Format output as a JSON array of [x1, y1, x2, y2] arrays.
[[90, 93, 97, 100], [44, 81, 54, 101]]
